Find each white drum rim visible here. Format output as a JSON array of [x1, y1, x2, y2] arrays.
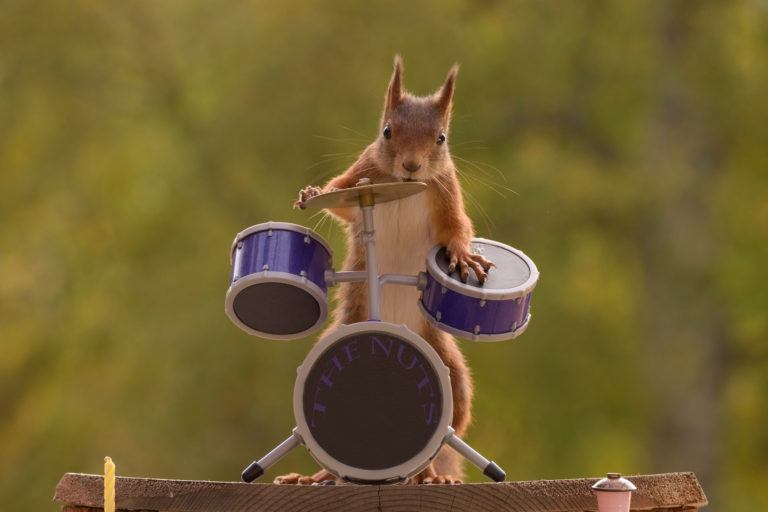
[[230, 221, 334, 263], [425, 238, 539, 300], [224, 271, 328, 340], [294, 321, 453, 482], [418, 300, 532, 342]]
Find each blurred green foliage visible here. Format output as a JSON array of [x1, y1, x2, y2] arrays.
[[1, 0, 767, 510]]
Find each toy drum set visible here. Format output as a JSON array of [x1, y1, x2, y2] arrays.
[[225, 180, 539, 484]]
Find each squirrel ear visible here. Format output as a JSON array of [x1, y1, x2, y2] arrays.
[[435, 63, 459, 114], [385, 55, 404, 112]]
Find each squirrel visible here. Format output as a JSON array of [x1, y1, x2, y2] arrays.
[[276, 56, 493, 485]]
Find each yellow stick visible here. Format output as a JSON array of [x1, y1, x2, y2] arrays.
[[104, 456, 115, 512]]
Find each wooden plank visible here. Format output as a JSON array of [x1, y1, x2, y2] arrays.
[[54, 472, 707, 512], [61, 508, 157, 512], [61, 508, 156, 512]]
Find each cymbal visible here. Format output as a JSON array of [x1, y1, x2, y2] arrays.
[[302, 181, 427, 209]]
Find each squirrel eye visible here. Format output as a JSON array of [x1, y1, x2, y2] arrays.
[[437, 132, 446, 145], [383, 125, 392, 140]]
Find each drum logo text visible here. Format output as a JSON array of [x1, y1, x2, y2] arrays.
[[309, 335, 440, 428]]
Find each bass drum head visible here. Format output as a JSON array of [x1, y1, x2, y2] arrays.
[[294, 322, 452, 483]]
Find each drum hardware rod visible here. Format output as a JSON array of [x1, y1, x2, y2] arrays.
[[379, 273, 421, 287], [327, 269, 423, 292], [361, 204, 381, 321], [241, 428, 302, 483], [325, 270, 368, 287], [443, 427, 507, 483]]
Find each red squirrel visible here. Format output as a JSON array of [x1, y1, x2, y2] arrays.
[[277, 56, 493, 485]]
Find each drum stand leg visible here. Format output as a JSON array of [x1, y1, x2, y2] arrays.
[[241, 428, 302, 482], [443, 427, 506, 482]]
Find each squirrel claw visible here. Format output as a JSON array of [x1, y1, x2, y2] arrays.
[[471, 253, 495, 272], [410, 463, 461, 485], [294, 185, 323, 210], [423, 475, 462, 485], [459, 262, 470, 283], [448, 247, 493, 284], [275, 470, 336, 485]]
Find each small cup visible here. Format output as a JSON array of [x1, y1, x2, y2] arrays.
[[592, 473, 636, 512]]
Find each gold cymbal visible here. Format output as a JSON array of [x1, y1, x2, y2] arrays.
[[302, 181, 427, 209]]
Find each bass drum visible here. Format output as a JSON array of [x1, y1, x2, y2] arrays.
[[294, 322, 453, 483]]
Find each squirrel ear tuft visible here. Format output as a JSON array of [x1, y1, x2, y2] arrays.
[[435, 63, 459, 113], [385, 55, 404, 112]]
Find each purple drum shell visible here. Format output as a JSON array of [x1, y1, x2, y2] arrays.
[[420, 277, 532, 339], [226, 222, 332, 339], [419, 239, 538, 342]]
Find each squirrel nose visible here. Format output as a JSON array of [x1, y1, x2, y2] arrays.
[[402, 161, 422, 173]]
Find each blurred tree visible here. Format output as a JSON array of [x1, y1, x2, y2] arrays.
[[0, 0, 766, 510]]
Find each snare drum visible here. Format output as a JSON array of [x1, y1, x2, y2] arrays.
[[419, 238, 539, 341], [225, 222, 332, 340], [294, 322, 452, 483]]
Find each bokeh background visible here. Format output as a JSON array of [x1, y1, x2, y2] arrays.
[[2, 1, 767, 510]]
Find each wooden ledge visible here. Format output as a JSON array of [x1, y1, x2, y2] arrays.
[[54, 471, 707, 512]]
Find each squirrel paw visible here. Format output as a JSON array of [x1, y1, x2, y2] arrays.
[[447, 244, 495, 284], [409, 466, 462, 485], [423, 474, 462, 485], [274, 470, 337, 485], [293, 185, 323, 210]]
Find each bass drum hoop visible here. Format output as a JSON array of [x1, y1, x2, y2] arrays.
[[225, 271, 328, 340], [293, 321, 453, 483]]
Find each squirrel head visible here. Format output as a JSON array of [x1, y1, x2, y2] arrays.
[[374, 55, 458, 182]]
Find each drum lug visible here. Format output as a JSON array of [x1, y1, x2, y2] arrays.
[[515, 296, 522, 304], [236, 241, 243, 250], [325, 269, 336, 287], [511, 320, 518, 331], [304, 235, 311, 244], [416, 272, 428, 291], [436, 311, 442, 321], [441, 286, 447, 295], [479, 299, 486, 308], [267, 229, 273, 237], [473, 325, 481, 335], [300, 270, 308, 282], [291, 426, 305, 445], [262, 264, 269, 271]]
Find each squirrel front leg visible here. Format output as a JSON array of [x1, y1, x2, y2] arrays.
[[429, 174, 494, 283]]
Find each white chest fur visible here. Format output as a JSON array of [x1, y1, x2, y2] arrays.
[[364, 192, 436, 332]]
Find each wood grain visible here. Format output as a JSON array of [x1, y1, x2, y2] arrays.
[[54, 472, 707, 512]]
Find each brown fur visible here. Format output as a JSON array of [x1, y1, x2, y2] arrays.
[[279, 56, 493, 486]]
